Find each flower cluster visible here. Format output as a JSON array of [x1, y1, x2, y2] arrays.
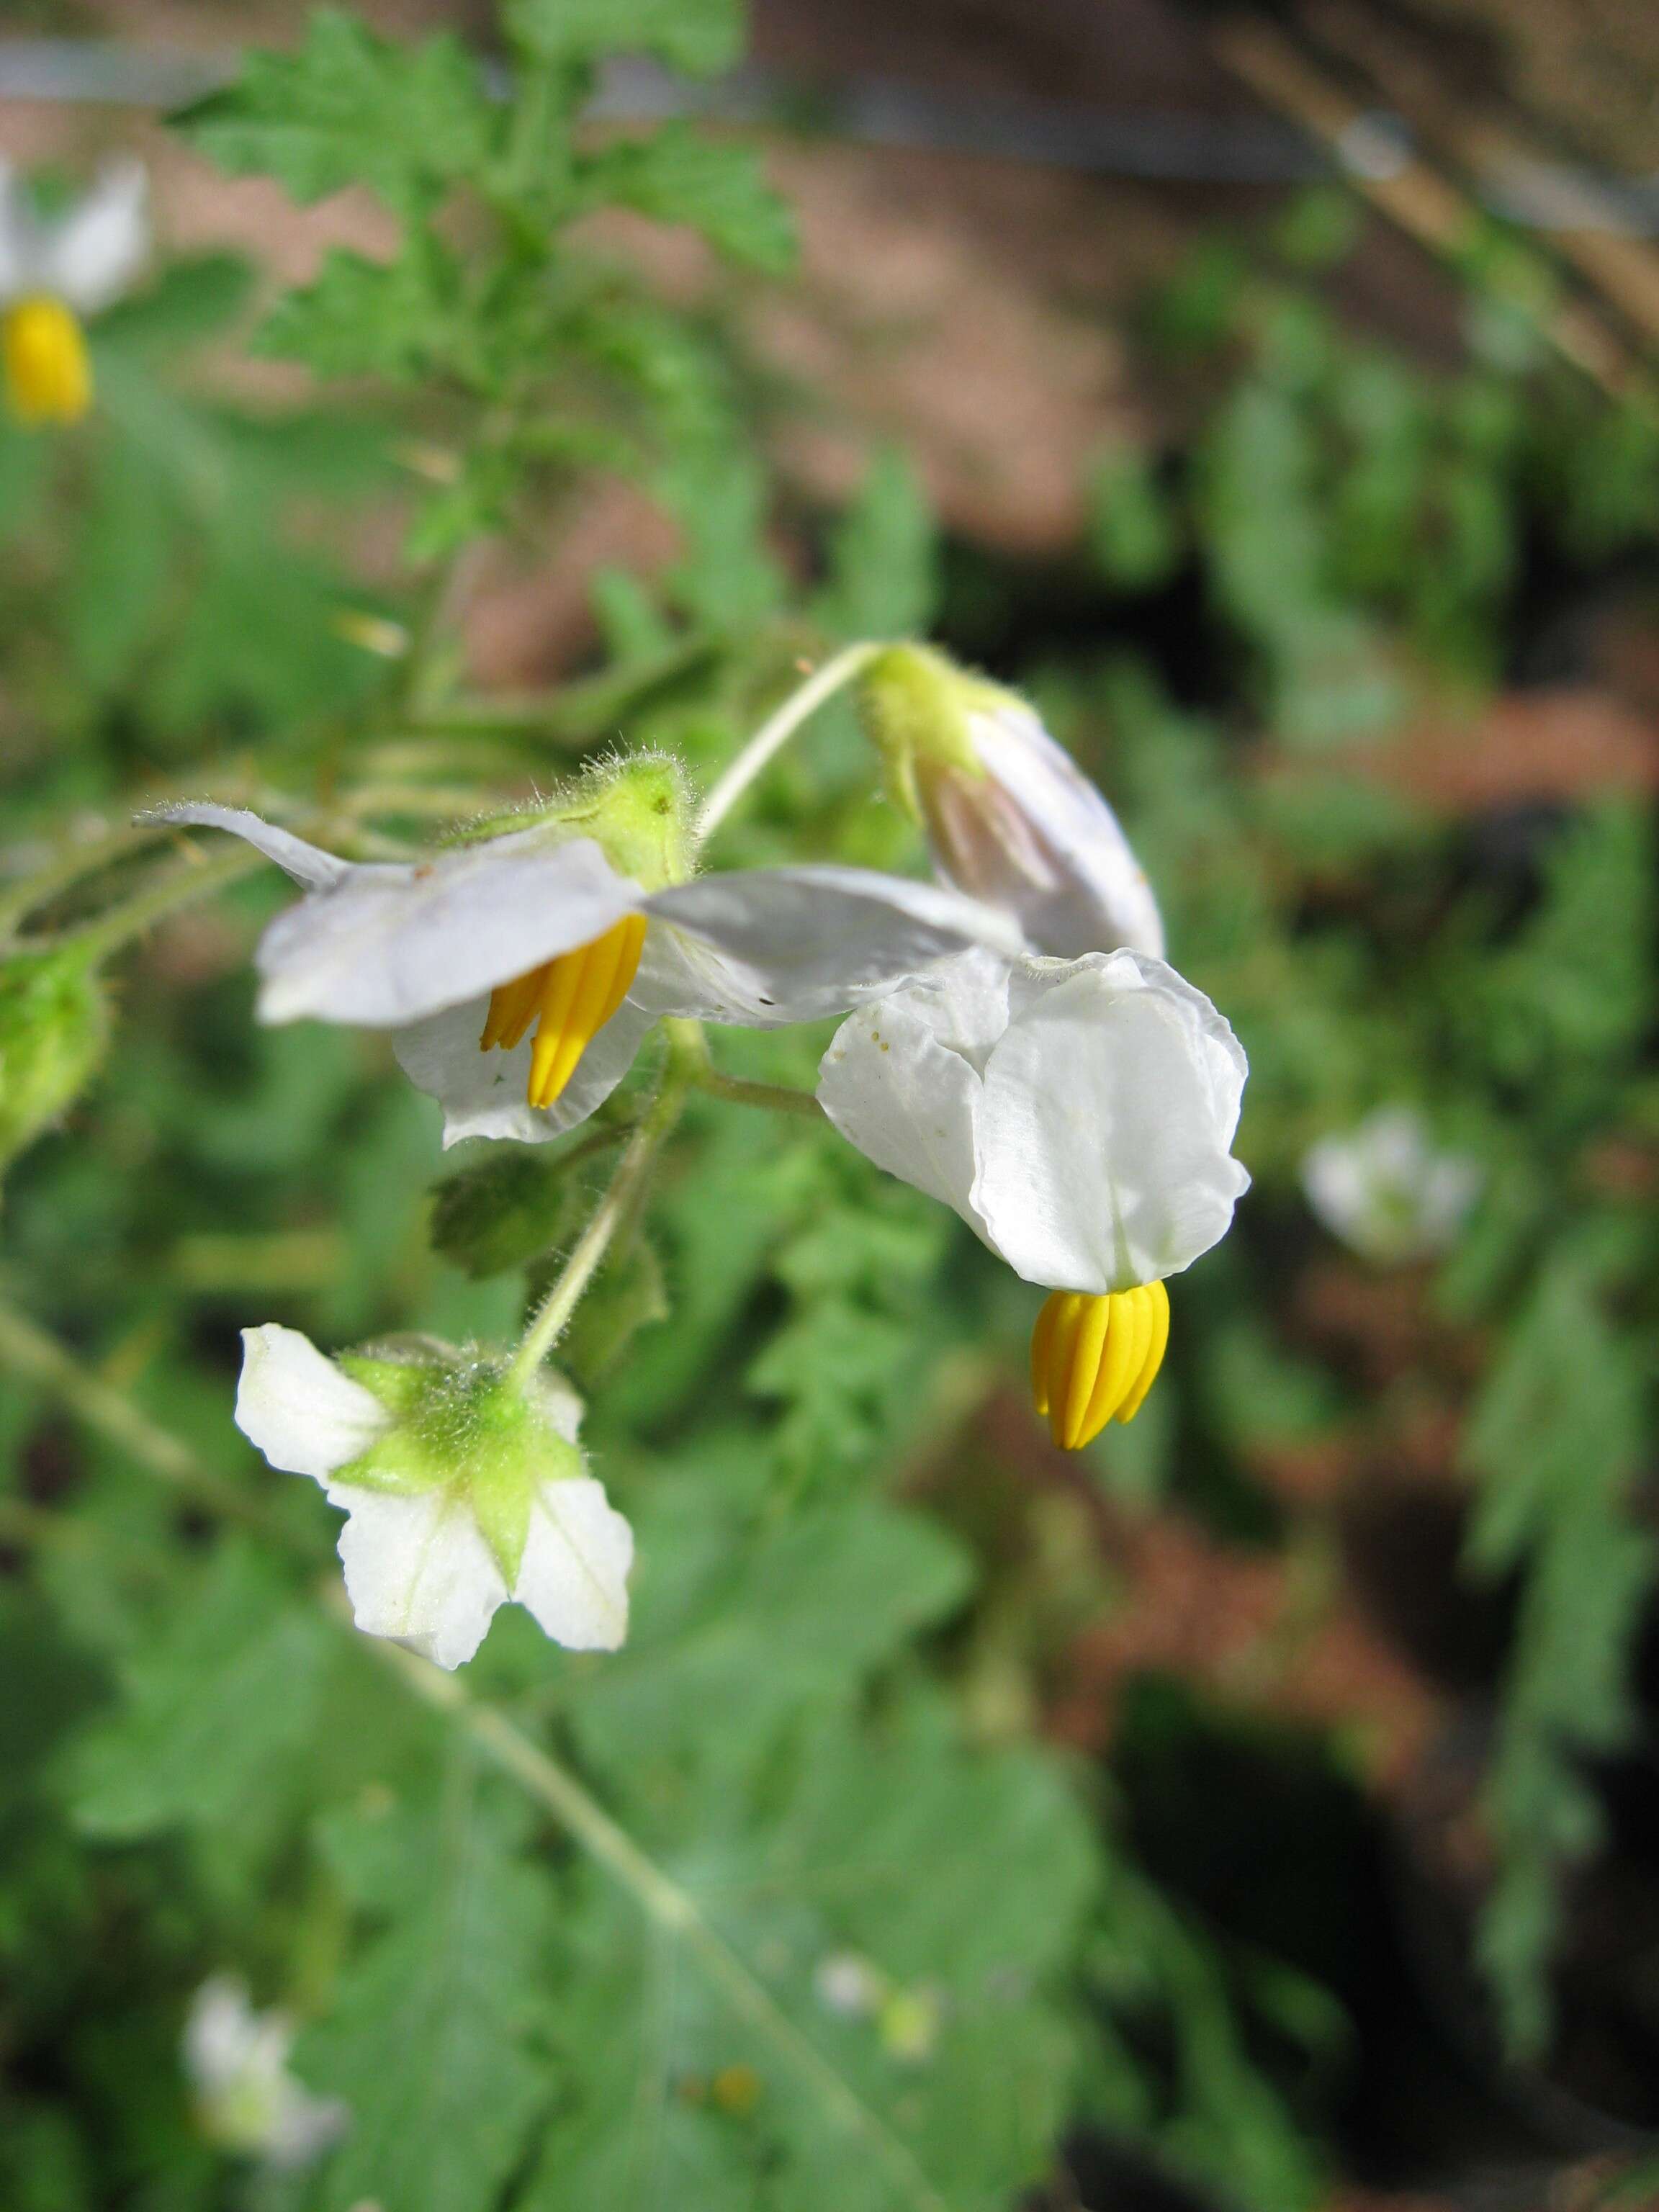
[[155, 642, 1251, 1663]]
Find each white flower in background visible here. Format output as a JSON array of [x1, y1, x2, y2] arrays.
[[0, 158, 148, 425], [858, 643, 1164, 961], [145, 780, 1022, 1148], [235, 1323, 632, 1667], [1301, 1106, 1482, 1265], [819, 946, 1249, 1448], [814, 1951, 886, 2018], [182, 1976, 347, 2169]]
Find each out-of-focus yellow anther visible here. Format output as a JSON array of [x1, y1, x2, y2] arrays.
[[1030, 1279, 1169, 1448], [478, 912, 647, 1109], [2, 297, 92, 425]]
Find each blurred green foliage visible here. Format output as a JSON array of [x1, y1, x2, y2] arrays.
[[1, 4, 1657, 2208]]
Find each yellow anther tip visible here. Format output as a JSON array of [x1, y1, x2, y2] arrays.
[[3, 297, 92, 426], [479, 912, 647, 1110], [1030, 1282, 1169, 1449]]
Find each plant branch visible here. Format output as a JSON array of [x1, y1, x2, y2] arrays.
[[507, 1084, 684, 1390], [0, 1298, 950, 2212], [695, 642, 881, 845], [376, 1637, 953, 2212]]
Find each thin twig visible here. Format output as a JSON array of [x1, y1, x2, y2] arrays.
[[696, 642, 881, 845], [0, 1297, 952, 2212], [507, 1084, 684, 1389], [376, 1638, 953, 2212]]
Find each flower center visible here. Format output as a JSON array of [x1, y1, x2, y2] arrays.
[[478, 912, 647, 1110], [2, 297, 92, 425], [1030, 1282, 1169, 1449]]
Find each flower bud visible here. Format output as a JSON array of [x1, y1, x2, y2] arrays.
[[857, 644, 1164, 960], [0, 942, 109, 1174], [464, 752, 692, 891]]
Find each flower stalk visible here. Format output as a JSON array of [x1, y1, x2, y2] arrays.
[[695, 640, 881, 844]]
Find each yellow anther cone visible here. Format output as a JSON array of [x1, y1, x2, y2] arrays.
[[478, 912, 647, 1110], [2, 297, 92, 425], [1030, 1280, 1169, 1448]]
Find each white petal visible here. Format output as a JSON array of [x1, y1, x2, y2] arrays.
[[512, 1476, 633, 1651], [966, 703, 1166, 958], [143, 802, 354, 891], [975, 952, 1249, 1292], [817, 950, 1010, 1228], [392, 984, 658, 1146], [183, 1977, 264, 2097], [1301, 1107, 1480, 1264], [324, 1484, 508, 1670], [47, 158, 149, 312], [255, 832, 642, 1028], [235, 1324, 390, 1480], [644, 866, 1025, 1025]]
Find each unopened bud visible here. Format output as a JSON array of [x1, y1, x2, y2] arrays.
[[0, 943, 108, 1174], [858, 644, 1164, 960]]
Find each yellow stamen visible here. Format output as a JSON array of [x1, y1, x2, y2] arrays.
[[1030, 1280, 1170, 1448], [478, 912, 647, 1110], [2, 297, 92, 426]]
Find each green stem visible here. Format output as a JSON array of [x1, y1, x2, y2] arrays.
[[63, 847, 264, 961], [506, 1084, 683, 1390], [0, 1303, 951, 2212], [697, 1069, 826, 1121], [695, 641, 882, 845], [0, 1296, 281, 1536], [377, 1638, 952, 2212], [0, 820, 170, 942]]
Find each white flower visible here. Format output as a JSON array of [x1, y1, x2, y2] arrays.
[[859, 644, 1164, 961], [814, 1951, 886, 2018], [1302, 1106, 1482, 1265], [0, 159, 148, 424], [235, 1323, 633, 1668], [819, 946, 1249, 1447], [145, 801, 1022, 1147], [182, 1976, 347, 2170]]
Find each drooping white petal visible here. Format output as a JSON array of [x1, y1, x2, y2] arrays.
[[975, 953, 1249, 1293], [817, 949, 1010, 1226], [47, 158, 149, 313], [392, 982, 660, 1147], [323, 1482, 509, 1671], [512, 1476, 633, 1651], [963, 701, 1166, 959], [254, 830, 642, 1028], [235, 1323, 390, 1479], [144, 802, 354, 891], [644, 866, 1024, 1027]]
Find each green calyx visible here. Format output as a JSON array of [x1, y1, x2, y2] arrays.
[[856, 644, 1007, 822], [459, 751, 692, 891], [336, 1344, 583, 1584], [0, 941, 109, 1177]]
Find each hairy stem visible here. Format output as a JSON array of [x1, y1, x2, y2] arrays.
[[507, 1083, 683, 1390], [695, 640, 881, 845], [66, 847, 265, 961]]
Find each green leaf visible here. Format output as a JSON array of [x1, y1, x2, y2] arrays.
[[257, 243, 457, 381], [815, 446, 939, 642], [507, 0, 747, 76], [179, 9, 496, 217], [60, 1542, 331, 1843], [578, 127, 794, 271], [1089, 444, 1182, 592], [300, 1780, 555, 2212]]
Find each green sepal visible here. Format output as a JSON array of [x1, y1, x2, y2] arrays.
[[856, 644, 1002, 822], [459, 750, 692, 890], [333, 1347, 584, 1583]]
